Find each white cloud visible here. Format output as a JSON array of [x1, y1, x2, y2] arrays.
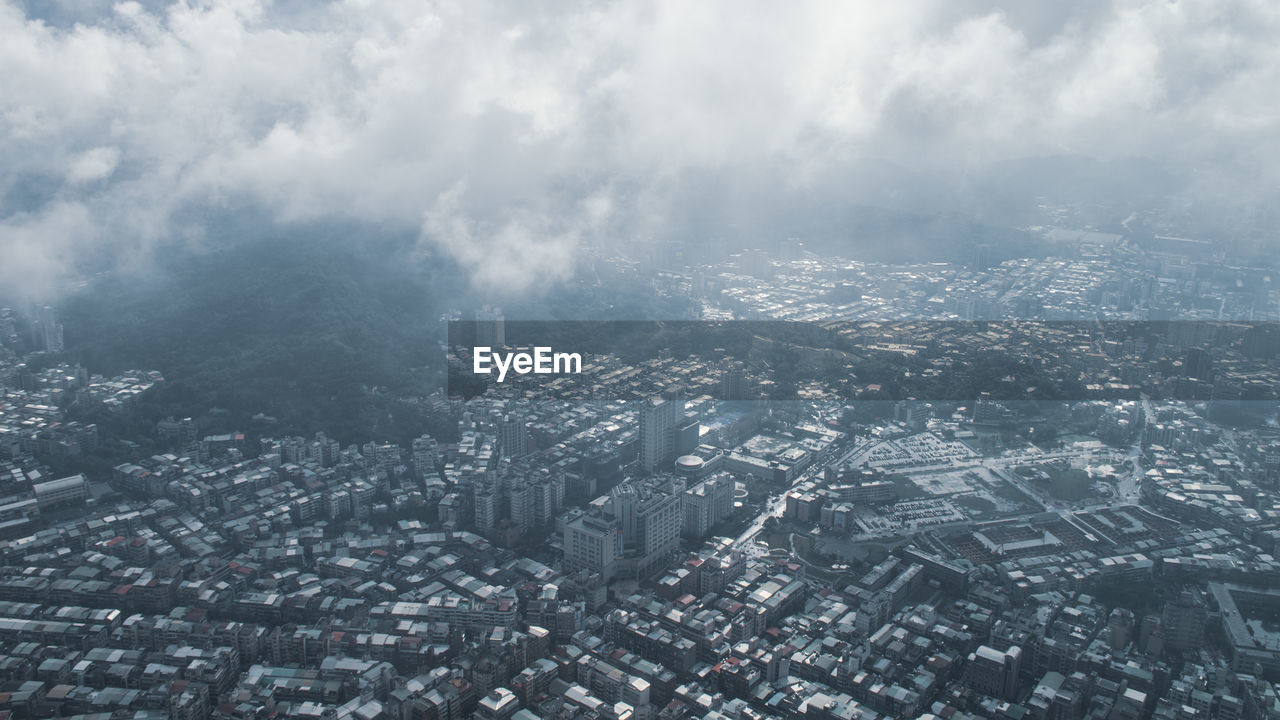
[[0, 0, 1277, 297], [66, 146, 122, 183]]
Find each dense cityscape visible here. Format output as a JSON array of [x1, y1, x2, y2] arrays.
[[1, 222, 1278, 720]]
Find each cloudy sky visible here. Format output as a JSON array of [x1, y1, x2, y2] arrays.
[[2, 0, 1278, 297]]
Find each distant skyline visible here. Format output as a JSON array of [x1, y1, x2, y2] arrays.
[[3, 0, 1278, 296]]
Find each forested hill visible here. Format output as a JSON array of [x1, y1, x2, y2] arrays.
[[61, 227, 457, 446]]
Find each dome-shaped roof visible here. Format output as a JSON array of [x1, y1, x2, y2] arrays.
[[675, 455, 704, 470]]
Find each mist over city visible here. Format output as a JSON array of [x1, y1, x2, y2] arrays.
[[1, 2, 1279, 720], [4, 0, 1280, 296]]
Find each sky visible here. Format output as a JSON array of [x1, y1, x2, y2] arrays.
[[2, 0, 1278, 297]]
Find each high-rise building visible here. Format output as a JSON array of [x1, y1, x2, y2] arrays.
[[308, 432, 340, 467], [1108, 608, 1134, 651], [566, 476, 683, 582], [966, 645, 1022, 700], [509, 482, 534, 533], [1161, 590, 1207, 654], [1137, 614, 1164, 657], [474, 484, 499, 536], [720, 360, 748, 401], [500, 414, 529, 458], [413, 435, 439, 477], [363, 442, 401, 473], [682, 472, 734, 539], [533, 471, 565, 525], [675, 416, 700, 457], [611, 478, 683, 579], [639, 388, 684, 472], [564, 514, 622, 582], [507, 468, 564, 535]]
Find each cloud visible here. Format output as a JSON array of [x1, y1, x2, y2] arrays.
[[420, 181, 590, 294], [66, 146, 122, 184], [1, 0, 1278, 297]]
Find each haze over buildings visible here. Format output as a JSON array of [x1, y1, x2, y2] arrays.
[[1, 1, 1279, 719]]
